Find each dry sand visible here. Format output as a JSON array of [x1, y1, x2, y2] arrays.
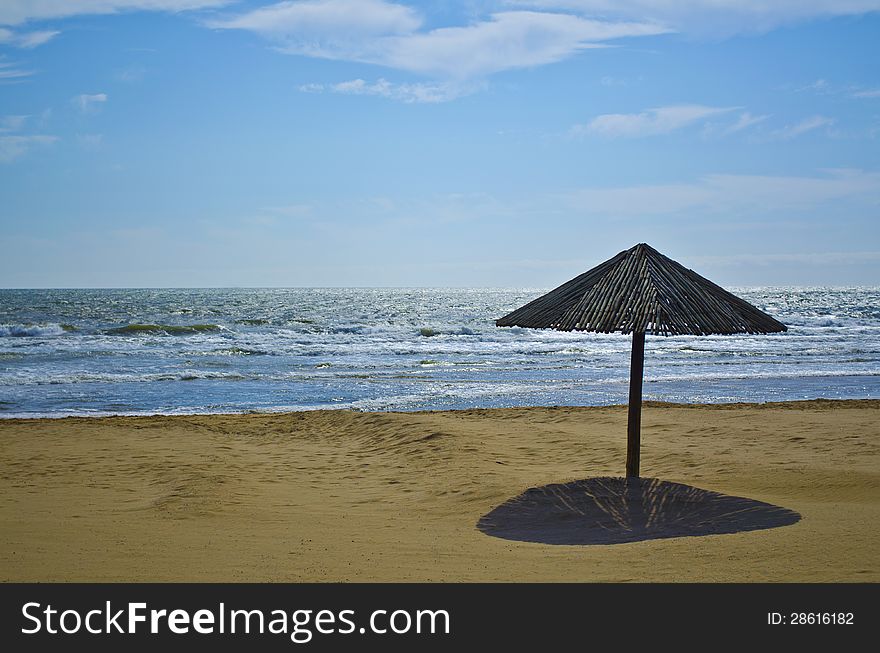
[[1, 400, 877, 582]]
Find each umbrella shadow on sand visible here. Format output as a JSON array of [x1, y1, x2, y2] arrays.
[[477, 477, 801, 545]]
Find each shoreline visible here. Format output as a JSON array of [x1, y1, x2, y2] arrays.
[[2, 397, 878, 422], [2, 400, 878, 581]]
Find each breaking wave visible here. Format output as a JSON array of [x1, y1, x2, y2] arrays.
[[105, 324, 223, 336], [0, 323, 68, 337]]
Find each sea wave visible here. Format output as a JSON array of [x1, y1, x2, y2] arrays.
[[210, 347, 269, 356], [419, 326, 477, 337], [104, 324, 224, 336], [0, 323, 69, 337], [644, 369, 880, 383], [1, 287, 878, 415], [0, 370, 249, 386]]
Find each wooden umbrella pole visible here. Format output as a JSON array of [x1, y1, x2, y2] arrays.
[[626, 330, 645, 478]]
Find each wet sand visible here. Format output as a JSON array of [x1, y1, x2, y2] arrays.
[[1, 400, 877, 581]]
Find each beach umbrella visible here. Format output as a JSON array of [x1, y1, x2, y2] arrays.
[[496, 243, 787, 478]]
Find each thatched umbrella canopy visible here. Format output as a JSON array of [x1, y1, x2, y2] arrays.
[[496, 243, 787, 477]]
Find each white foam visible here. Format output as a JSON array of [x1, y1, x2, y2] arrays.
[[0, 323, 67, 337]]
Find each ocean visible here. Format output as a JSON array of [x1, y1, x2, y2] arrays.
[[0, 287, 878, 418]]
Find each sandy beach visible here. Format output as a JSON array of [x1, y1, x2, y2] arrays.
[[1, 400, 877, 582]]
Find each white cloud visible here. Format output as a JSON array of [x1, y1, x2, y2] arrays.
[[16, 30, 59, 48], [0, 1, 227, 25], [0, 134, 57, 163], [791, 79, 880, 101], [575, 104, 735, 138], [771, 115, 835, 140], [376, 12, 666, 79], [335, 78, 456, 102], [211, 0, 420, 40], [334, 78, 389, 94], [0, 26, 58, 47], [852, 88, 880, 98], [0, 59, 33, 80], [300, 77, 476, 103], [0, 114, 28, 132], [796, 78, 831, 93], [726, 111, 770, 133], [565, 169, 880, 217], [209, 0, 422, 64], [115, 65, 148, 82], [512, 1, 880, 36], [73, 93, 108, 113], [211, 2, 668, 79]]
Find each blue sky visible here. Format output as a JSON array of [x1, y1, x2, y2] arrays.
[[1, 0, 879, 287]]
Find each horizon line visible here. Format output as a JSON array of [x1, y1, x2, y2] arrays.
[[2, 284, 878, 291]]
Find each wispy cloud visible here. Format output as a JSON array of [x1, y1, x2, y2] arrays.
[[0, 114, 28, 132], [792, 78, 880, 100], [37, 108, 52, 127], [700, 111, 770, 138], [0, 26, 59, 48], [300, 77, 476, 103], [297, 83, 324, 93], [16, 30, 58, 48], [0, 68, 31, 79], [76, 133, 104, 150], [689, 250, 880, 267], [0, 1, 227, 25], [210, 0, 420, 43], [795, 78, 832, 94], [210, 1, 668, 81], [115, 65, 148, 83], [726, 111, 770, 133], [0, 59, 33, 80], [72, 93, 108, 113], [771, 115, 835, 140], [0, 134, 57, 163], [574, 104, 735, 138], [0, 110, 57, 162], [512, 1, 880, 36], [564, 168, 880, 217], [372, 12, 666, 79]]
